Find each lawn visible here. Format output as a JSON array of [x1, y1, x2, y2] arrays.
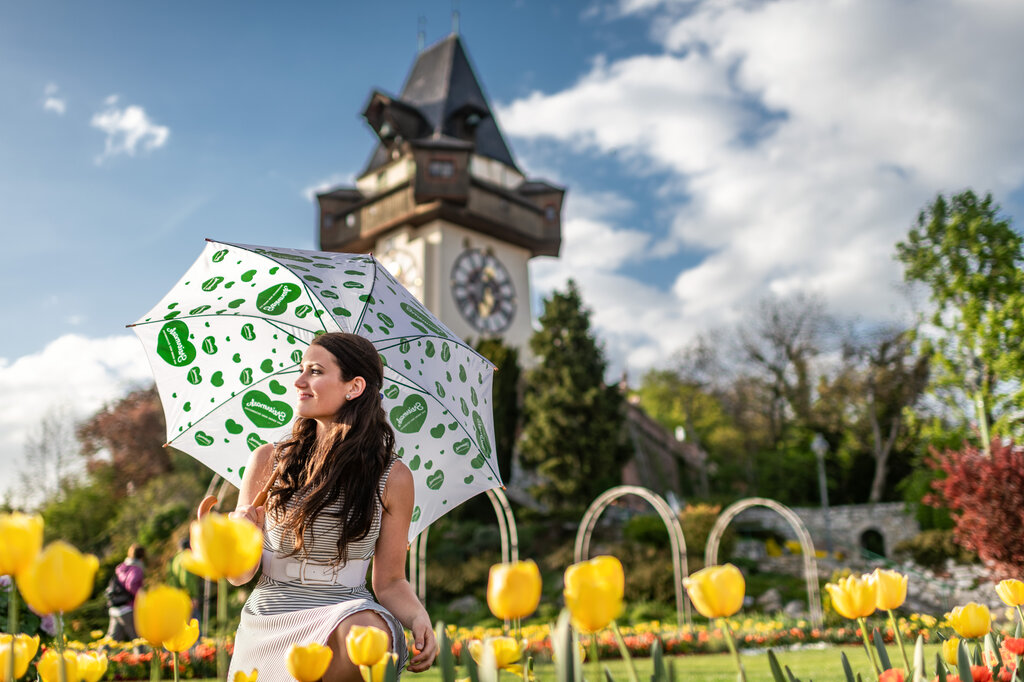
[[196, 643, 940, 682]]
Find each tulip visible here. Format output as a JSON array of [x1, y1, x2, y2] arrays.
[[345, 625, 390, 667], [869, 569, 908, 611], [36, 650, 78, 682], [879, 669, 904, 682], [163, 618, 200, 652], [487, 560, 543, 620], [969, 666, 992, 682], [233, 670, 259, 682], [15, 541, 99, 615], [825, 575, 877, 620], [180, 512, 263, 581], [997, 579, 1024, 607], [77, 651, 108, 682], [0, 514, 43, 577], [134, 585, 192, 645], [469, 637, 525, 673], [1003, 637, 1024, 656], [360, 653, 398, 682], [683, 564, 745, 619], [286, 642, 333, 682], [942, 637, 961, 665], [948, 603, 991, 639], [563, 560, 623, 634], [0, 633, 39, 680]]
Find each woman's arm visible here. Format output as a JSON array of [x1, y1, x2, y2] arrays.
[[226, 442, 275, 586], [372, 460, 437, 672]]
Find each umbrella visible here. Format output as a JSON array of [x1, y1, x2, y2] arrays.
[[130, 239, 500, 541]]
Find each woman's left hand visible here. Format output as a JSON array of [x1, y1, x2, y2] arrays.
[[406, 613, 438, 672]]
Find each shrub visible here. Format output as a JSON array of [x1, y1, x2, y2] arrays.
[[893, 528, 978, 568]]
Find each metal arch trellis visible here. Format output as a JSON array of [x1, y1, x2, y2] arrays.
[[574, 485, 691, 627], [704, 497, 824, 627], [408, 487, 519, 607]]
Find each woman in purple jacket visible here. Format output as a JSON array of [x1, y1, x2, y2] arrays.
[[105, 543, 145, 641]]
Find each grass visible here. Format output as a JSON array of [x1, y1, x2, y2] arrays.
[[195, 643, 941, 682]]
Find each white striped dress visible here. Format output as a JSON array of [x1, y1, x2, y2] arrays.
[[227, 456, 408, 680]]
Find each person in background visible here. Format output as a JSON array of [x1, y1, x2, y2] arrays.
[[105, 543, 145, 641]]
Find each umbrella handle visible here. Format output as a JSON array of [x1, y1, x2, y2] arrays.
[[197, 495, 218, 520], [197, 463, 282, 520]]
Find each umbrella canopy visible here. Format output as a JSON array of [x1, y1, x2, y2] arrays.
[[130, 240, 500, 541]]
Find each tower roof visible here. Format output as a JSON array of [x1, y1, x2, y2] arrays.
[[362, 35, 519, 175]]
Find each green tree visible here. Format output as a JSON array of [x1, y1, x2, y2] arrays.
[[519, 281, 627, 508], [896, 190, 1024, 451], [474, 338, 521, 483]]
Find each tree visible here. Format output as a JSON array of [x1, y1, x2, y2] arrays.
[[896, 190, 1024, 451], [76, 385, 172, 493], [20, 405, 80, 503], [474, 338, 521, 483], [519, 281, 627, 508]]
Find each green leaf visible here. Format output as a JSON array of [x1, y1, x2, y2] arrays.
[[839, 652, 856, 682], [873, 627, 892, 670], [650, 638, 667, 682], [435, 622, 456, 682], [604, 666, 616, 682], [935, 653, 947, 682], [957, 639, 972, 682], [913, 633, 926, 681], [767, 650, 788, 682]]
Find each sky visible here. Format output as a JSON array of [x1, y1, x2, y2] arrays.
[[3, 0, 1024, 501]]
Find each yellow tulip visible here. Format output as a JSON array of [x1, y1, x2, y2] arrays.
[[0, 633, 39, 680], [0, 513, 43, 577], [77, 651, 108, 682], [996, 579, 1024, 607], [360, 653, 398, 682], [345, 625, 390, 667], [942, 637, 960, 666], [683, 564, 745, 619], [180, 512, 263, 581], [487, 560, 543, 620], [286, 642, 333, 682], [233, 670, 259, 682], [468, 637, 525, 672], [134, 585, 192, 645], [36, 650, 78, 682], [163, 618, 200, 653], [825, 574, 876, 620], [868, 568, 908, 611], [947, 602, 991, 639], [15, 541, 99, 615], [564, 558, 624, 633]]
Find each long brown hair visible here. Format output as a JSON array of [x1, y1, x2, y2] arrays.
[[267, 332, 396, 563]]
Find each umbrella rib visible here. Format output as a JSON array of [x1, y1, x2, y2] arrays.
[[129, 313, 323, 338], [167, 364, 301, 449], [229, 244, 332, 335]]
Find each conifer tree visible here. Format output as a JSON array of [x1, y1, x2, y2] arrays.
[[519, 280, 626, 508]]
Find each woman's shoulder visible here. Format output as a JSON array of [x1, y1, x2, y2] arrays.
[[382, 458, 413, 495], [247, 442, 277, 475]]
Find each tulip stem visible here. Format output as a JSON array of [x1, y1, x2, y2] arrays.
[[172, 651, 179, 682], [55, 611, 67, 682], [150, 649, 161, 681], [6, 584, 17, 682], [590, 635, 601, 681], [857, 617, 881, 677], [217, 577, 228, 680], [610, 621, 640, 682], [887, 609, 911, 673], [718, 619, 747, 682], [1016, 606, 1024, 630]]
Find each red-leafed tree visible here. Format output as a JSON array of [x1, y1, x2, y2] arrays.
[[77, 385, 171, 493], [927, 439, 1024, 578]]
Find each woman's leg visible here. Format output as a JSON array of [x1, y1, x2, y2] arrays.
[[323, 610, 393, 682]]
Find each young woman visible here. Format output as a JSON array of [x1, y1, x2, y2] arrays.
[[226, 332, 437, 681]]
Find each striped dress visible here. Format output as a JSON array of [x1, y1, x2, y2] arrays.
[[227, 456, 408, 680]]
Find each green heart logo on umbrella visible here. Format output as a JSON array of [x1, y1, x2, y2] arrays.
[[426, 470, 444, 490], [256, 283, 302, 315], [390, 395, 428, 434], [156, 321, 196, 367], [241, 390, 294, 428]]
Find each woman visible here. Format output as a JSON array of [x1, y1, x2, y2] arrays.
[[226, 332, 437, 681]]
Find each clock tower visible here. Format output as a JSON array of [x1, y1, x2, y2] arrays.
[[316, 34, 564, 352]]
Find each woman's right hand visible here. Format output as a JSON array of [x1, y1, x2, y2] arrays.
[[229, 504, 265, 529]]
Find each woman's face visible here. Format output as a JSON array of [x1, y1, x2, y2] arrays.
[[294, 344, 357, 421]]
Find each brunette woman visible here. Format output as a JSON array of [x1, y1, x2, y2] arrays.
[[226, 332, 437, 681]]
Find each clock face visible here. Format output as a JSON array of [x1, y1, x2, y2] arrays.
[[380, 248, 422, 296], [450, 248, 516, 333]]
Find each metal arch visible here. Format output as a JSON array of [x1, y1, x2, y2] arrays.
[[705, 497, 824, 627], [408, 487, 519, 606], [574, 485, 691, 627]]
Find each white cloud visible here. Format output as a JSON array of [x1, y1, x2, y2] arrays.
[[503, 0, 1024, 375], [90, 96, 170, 163], [0, 335, 152, 503], [42, 83, 66, 115], [302, 172, 356, 201]]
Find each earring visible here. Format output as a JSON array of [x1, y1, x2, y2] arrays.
[[345, 394, 352, 400]]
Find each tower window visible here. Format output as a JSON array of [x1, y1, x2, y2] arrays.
[[428, 159, 455, 178], [544, 204, 557, 221]]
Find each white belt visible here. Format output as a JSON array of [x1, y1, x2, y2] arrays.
[[262, 550, 369, 587]]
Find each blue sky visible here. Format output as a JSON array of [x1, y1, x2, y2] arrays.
[[3, 0, 1024, 500]]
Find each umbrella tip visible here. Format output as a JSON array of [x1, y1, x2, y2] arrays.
[[204, 237, 213, 242], [125, 323, 135, 328], [162, 442, 170, 448]]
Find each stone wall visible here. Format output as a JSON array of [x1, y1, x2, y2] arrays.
[[731, 502, 919, 559]]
